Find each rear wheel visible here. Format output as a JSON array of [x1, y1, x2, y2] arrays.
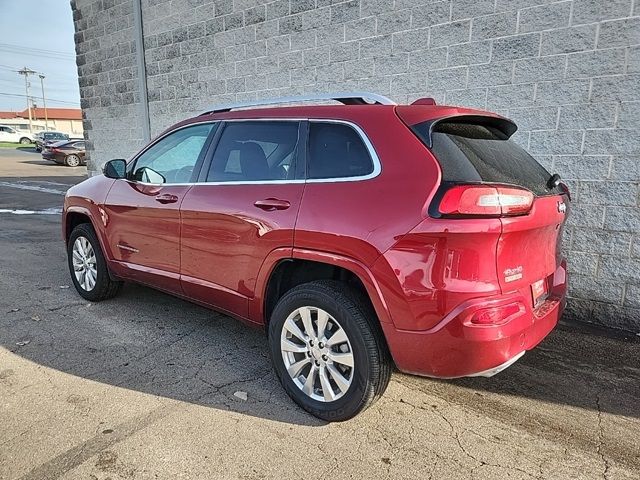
[[268, 280, 391, 421], [67, 223, 122, 301], [65, 154, 81, 167], [19, 137, 31, 145]]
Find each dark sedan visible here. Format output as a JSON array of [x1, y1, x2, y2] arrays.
[[41, 140, 86, 166], [35, 132, 69, 152]]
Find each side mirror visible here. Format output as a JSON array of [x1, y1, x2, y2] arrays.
[[103, 159, 127, 179]]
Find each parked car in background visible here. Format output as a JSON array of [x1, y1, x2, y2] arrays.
[[41, 140, 86, 166], [34, 131, 69, 152], [0, 125, 33, 144], [62, 92, 570, 421]]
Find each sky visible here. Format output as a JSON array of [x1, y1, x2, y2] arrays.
[[0, 0, 80, 111]]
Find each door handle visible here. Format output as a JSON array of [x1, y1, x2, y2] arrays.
[[254, 198, 291, 211], [155, 193, 179, 204]]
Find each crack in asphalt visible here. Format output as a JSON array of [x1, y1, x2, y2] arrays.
[[595, 392, 612, 480], [398, 397, 542, 479]]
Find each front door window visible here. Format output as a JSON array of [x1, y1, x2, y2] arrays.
[[130, 123, 217, 184]]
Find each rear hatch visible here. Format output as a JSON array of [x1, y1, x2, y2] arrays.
[[399, 109, 569, 308]]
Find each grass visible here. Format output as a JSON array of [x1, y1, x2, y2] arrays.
[[0, 142, 34, 149]]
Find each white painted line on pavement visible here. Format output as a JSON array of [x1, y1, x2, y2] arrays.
[[0, 207, 62, 215], [0, 181, 67, 195]]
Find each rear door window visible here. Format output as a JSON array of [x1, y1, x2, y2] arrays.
[[307, 122, 374, 180], [206, 121, 300, 182], [412, 121, 559, 196]]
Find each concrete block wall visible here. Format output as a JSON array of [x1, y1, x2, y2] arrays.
[[71, 0, 147, 161], [72, 0, 640, 331]]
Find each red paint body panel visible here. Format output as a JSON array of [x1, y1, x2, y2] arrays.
[[62, 175, 115, 254], [101, 180, 191, 293], [63, 102, 569, 379], [295, 108, 438, 267], [376, 218, 503, 331], [381, 261, 567, 377], [179, 183, 305, 318]]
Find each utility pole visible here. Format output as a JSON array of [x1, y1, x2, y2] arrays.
[[17, 67, 36, 134], [38, 74, 48, 130]]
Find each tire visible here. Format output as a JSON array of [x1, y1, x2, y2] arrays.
[[65, 154, 81, 167], [19, 137, 31, 145], [268, 280, 392, 421], [67, 223, 122, 301]]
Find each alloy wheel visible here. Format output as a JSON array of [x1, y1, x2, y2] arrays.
[[72, 236, 97, 291], [280, 306, 354, 402], [66, 154, 81, 167]]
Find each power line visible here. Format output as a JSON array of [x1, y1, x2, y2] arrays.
[[0, 64, 79, 82], [0, 50, 76, 61], [0, 43, 76, 61], [0, 92, 80, 106], [0, 43, 75, 56]]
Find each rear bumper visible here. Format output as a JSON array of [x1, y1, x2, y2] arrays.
[[382, 263, 567, 378], [467, 350, 526, 378]]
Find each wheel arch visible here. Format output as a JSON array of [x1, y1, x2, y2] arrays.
[[65, 206, 119, 280], [255, 248, 394, 330], [64, 208, 95, 244]]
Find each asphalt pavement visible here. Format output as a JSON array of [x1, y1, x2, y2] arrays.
[[0, 147, 639, 479]]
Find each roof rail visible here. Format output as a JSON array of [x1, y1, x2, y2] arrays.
[[199, 92, 396, 115]]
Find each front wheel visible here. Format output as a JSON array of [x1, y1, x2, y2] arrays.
[[67, 223, 122, 301], [65, 154, 81, 167], [268, 280, 391, 421], [19, 137, 31, 145]]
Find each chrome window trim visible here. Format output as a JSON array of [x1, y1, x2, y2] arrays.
[[123, 118, 381, 187]]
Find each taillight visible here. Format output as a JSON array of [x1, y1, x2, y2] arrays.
[[468, 302, 525, 326], [438, 185, 534, 217]]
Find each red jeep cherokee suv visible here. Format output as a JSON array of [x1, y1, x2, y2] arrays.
[[63, 93, 569, 421]]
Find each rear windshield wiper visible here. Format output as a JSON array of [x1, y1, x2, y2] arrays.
[[547, 173, 561, 189]]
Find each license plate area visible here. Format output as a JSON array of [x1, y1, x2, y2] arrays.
[[531, 278, 549, 308]]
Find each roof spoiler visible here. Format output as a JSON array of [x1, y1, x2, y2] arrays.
[[417, 114, 518, 148]]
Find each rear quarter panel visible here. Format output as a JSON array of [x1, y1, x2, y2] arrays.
[[290, 107, 450, 331], [294, 108, 440, 266], [374, 217, 503, 331]]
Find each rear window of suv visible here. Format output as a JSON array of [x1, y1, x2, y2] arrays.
[[308, 122, 374, 180], [411, 120, 560, 196]]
